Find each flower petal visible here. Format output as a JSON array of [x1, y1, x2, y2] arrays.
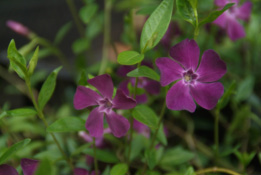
[[190, 82, 224, 110], [0, 164, 18, 175], [235, 2, 252, 21], [214, 0, 228, 7], [169, 39, 200, 71], [156, 57, 183, 86], [88, 74, 114, 99], [106, 111, 130, 138], [196, 50, 226, 82], [166, 81, 196, 112], [144, 79, 161, 95], [112, 90, 136, 109], [74, 86, 101, 110], [21, 158, 39, 175], [74, 168, 89, 175], [227, 18, 245, 40], [213, 13, 227, 29], [136, 94, 148, 104], [85, 107, 104, 138]]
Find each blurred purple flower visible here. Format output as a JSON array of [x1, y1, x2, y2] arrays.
[[213, 0, 252, 41], [156, 39, 226, 112], [0, 158, 38, 175], [74, 168, 98, 175], [161, 21, 181, 49], [74, 74, 136, 138], [6, 20, 31, 37], [133, 119, 150, 138]]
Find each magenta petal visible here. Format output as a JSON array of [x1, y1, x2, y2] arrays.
[[213, 13, 227, 29], [113, 90, 136, 109], [235, 2, 252, 21], [88, 74, 114, 99], [85, 107, 104, 138], [105, 111, 130, 138], [74, 168, 89, 175], [196, 50, 226, 82], [136, 94, 148, 104], [169, 39, 200, 71], [156, 57, 183, 86], [144, 80, 161, 95], [190, 82, 224, 110], [0, 164, 18, 175], [21, 158, 39, 175], [227, 18, 245, 40], [214, 0, 228, 7], [74, 86, 101, 110], [166, 81, 196, 112]]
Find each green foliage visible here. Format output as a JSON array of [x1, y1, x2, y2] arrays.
[[28, 46, 39, 76], [83, 148, 119, 163], [176, 0, 197, 27], [235, 76, 255, 102], [217, 81, 236, 110], [156, 124, 167, 146], [140, 0, 173, 52], [38, 66, 62, 111], [72, 38, 90, 54], [79, 4, 98, 24], [110, 163, 128, 175], [47, 117, 86, 132], [127, 66, 160, 81], [54, 22, 72, 45], [184, 167, 196, 175], [117, 51, 144, 65], [145, 149, 157, 170], [6, 108, 37, 117], [35, 159, 54, 175], [234, 151, 256, 168]]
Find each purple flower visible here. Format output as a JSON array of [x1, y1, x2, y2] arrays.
[[6, 20, 31, 37], [213, 0, 252, 41], [0, 158, 38, 175], [161, 21, 181, 49], [133, 119, 150, 138], [156, 39, 226, 112], [74, 74, 136, 138], [74, 168, 98, 175]]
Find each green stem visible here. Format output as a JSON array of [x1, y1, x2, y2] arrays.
[[25, 77, 74, 170], [193, 8, 199, 40], [214, 108, 220, 159], [99, 0, 112, 75], [196, 167, 241, 175], [93, 137, 99, 175]]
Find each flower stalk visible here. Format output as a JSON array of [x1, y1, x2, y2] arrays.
[[196, 167, 241, 175], [93, 137, 99, 175]]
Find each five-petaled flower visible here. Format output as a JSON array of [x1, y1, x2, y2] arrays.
[[74, 74, 136, 138], [156, 39, 227, 112], [213, 0, 252, 41]]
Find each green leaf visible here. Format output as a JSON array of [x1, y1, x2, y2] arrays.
[[28, 46, 39, 76], [127, 66, 160, 81], [234, 151, 256, 167], [7, 39, 27, 79], [176, 0, 196, 26], [217, 81, 236, 110], [0, 138, 31, 164], [140, 0, 173, 52], [54, 22, 72, 45], [199, 3, 234, 26], [83, 148, 119, 163], [38, 66, 62, 110], [136, 5, 158, 15], [185, 167, 196, 175], [145, 149, 157, 170], [117, 51, 144, 65], [110, 163, 128, 175], [87, 13, 104, 39], [79, 4, 98, 24], [35, 159, 54, 175], [132, 105, 158, 129], [6, 108, 37, 117], [72, 38, 90, 54], [47, 117, 86, 132], [156, 124, 167, 146], [235, 76, 255, 102]]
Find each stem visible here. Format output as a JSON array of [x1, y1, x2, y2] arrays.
[[93, 137, 99, 175], [25, 78, 74, 170], [214, 108, 220, 159], [193, 8, 199, 40], [98, 0, 111, 75], [196, 167, 241, 175], [66, 0, 85, 37]]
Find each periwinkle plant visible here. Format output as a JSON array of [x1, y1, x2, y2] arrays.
[[1, 0, 259, 175]]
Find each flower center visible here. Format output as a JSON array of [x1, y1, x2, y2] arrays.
[[98, 98, 113, 113], [182, 69, 198, 84]]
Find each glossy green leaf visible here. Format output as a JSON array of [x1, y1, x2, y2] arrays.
[[35, 159, 54, 175], [0, 138, 31, 164], [6, 108, 37, 117], [132, 105, 158, 129], [145, 149, 157, 170], [199, 3, 234, 26], [72, 38, 90, 54], [7, 39, 27, 79], [140, 0, 173, 52], [83, 148, 119, 163], [28, 46, 39, 76], [235, 76, 255, 102], [117, 51, 144, 65], [54, 22, 72, 45], [127, 66, 160, 81], [79, 4, 98, 24], [38, 66, 62, 110], [110, 163, 128, 175], [47, 117, 86, 132], [176, 0, 196, 26]]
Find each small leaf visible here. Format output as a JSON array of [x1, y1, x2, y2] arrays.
[[83, 148, 119, 163], [6, 108, 37, 117], [176, 0, 197, 26], [87, 13, 103, 39], [199, 3, 234, 26], [38, 66, 62, 110], [28, 46, 39, 76], [79, 4, 98, 24], [132, 105, 158, 129], [127, 66, 160, 81], [217, 81, 236, 110], [117, 51, 144, 65], [145, 149, 157, 170], [72, 38, 90, 54], [140, 0, 173, 52], [0, 138, 31, 164], [235, 76, 255, 102], [35, 159, 54, 175], [47, 117, 86, 132], [185, 167, 196, 175], [54, 22, 72, 45], [110, 163, 128, 175], [156, 124, 167, 146]]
